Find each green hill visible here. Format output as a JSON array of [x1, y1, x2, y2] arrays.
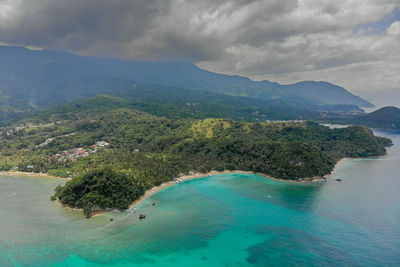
[[354, 106, 400, 130], [0, 101, 390, 216], [11, 91, 364, 128], [328, 106, 400, 130]]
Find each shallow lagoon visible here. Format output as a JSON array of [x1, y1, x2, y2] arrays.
[[1, 130, 399, 266]]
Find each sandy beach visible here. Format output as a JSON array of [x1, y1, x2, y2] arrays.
[[0, 171, 70, 180], [329, 158, 348, 175], [128, 160, 348, 210], [126, 171, 280, 210], [1, 157, 349, 217]]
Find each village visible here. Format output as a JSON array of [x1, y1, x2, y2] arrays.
[[53, 141, 109, 162]]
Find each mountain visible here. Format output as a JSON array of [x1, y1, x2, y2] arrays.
[[353, 106, 400, 130], [281, 81, 373, 107], [0, 79, 365, 127], [0, 45, 373, 110]]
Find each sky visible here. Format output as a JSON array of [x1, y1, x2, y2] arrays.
[[0, 0, 399, 104]]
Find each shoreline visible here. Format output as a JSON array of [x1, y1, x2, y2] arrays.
[[127, 171, 294, 211], [0, 171, 71, 180], [2, 158, 349, 218], [331, 158, 348, 174], [127, 160, 348, 211]]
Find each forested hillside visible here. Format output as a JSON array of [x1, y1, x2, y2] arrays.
[[0, 102, 390, 216], [25, 93, 366, 126]]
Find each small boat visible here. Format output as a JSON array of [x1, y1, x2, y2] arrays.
[[336, 179, 342, 182], [267, 195, 272, 199], [139, 214, 146, 220]]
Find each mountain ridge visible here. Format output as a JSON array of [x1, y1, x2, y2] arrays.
[[0, 45, 373, 109]]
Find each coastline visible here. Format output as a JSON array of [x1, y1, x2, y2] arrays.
[[0, 171, 70, 180], [128, 160, 348, 211], [2, 158, 349, 218], [330, 158, 348, 175], [127, 170, 250, 210]]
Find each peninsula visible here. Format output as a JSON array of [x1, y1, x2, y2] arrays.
[[0, 96, 392, 217]]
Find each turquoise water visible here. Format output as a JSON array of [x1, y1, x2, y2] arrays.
[[1, 130, 400, 266]]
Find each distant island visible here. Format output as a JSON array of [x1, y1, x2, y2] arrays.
[[319, 106, 400, 131], [349, 106, 400, 130], [0, 97, 391, 217]]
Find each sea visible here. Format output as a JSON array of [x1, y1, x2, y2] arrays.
[[0, 129, 399, 266]]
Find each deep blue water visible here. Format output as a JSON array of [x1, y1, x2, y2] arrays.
[[0, 130, 399, 266]]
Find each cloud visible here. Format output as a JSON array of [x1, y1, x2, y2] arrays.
[[0, 0, 399, 97], [354, 7, 400, 35], [387, 21, 400, 35]]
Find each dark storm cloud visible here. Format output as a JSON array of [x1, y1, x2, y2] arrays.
[[0, 0, 399, 93], [0, 0, 178, 59], [0, 0, 301, 60]]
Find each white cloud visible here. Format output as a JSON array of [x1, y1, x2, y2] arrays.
[[198, 1, 400, 97], [387, 21, 400, 35]]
